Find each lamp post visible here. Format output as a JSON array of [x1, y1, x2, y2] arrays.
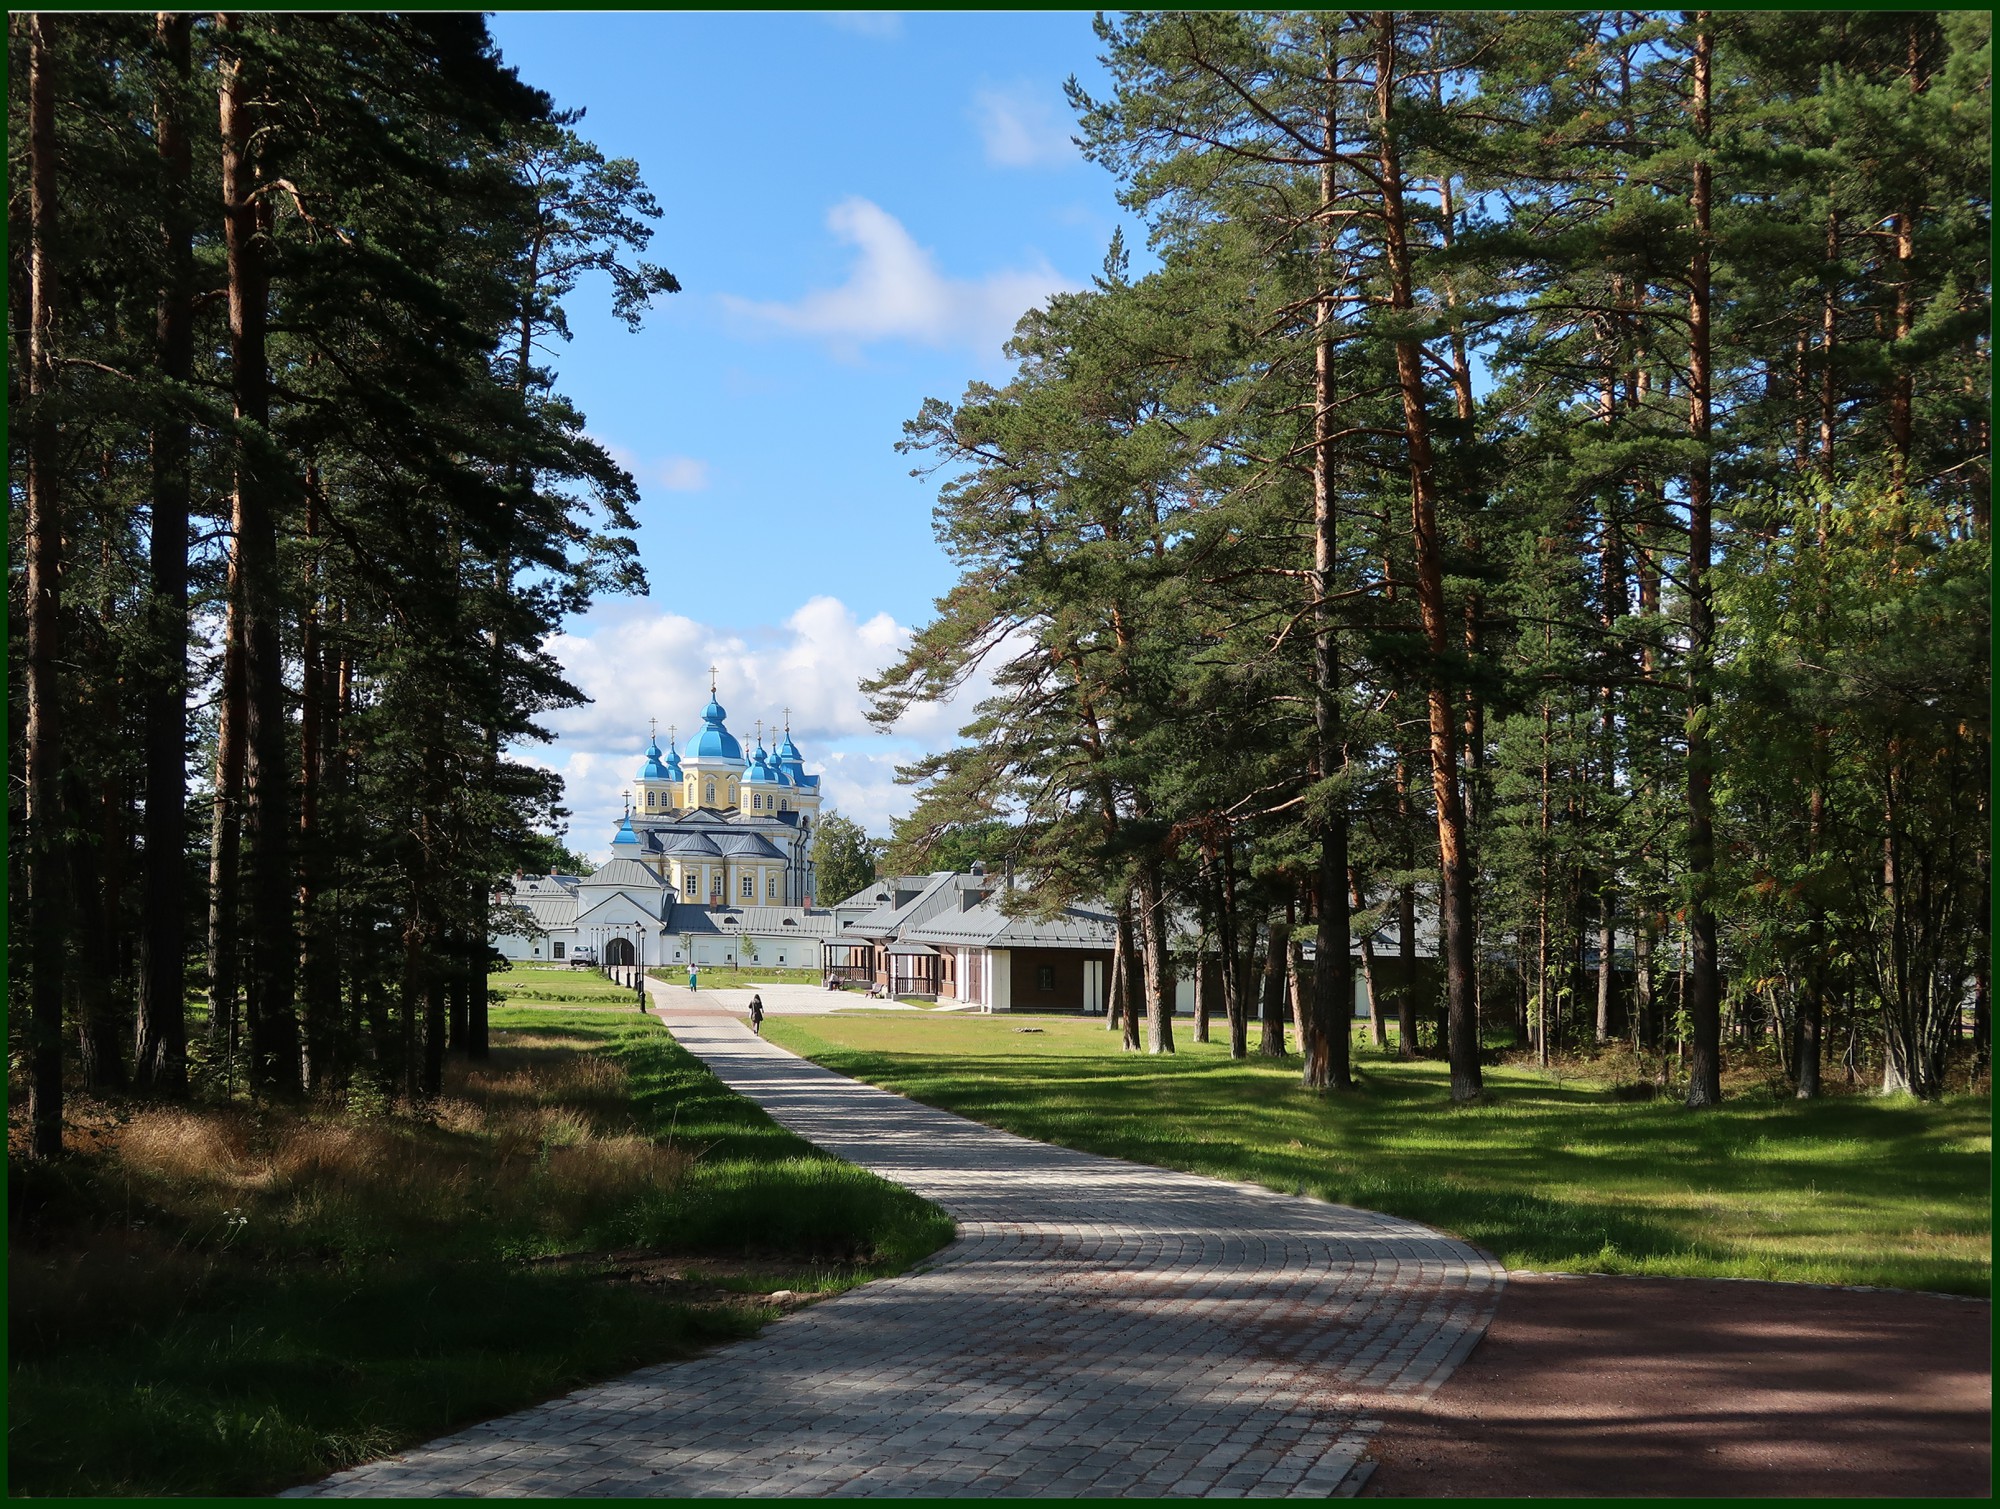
[[635, 924, 649, 1010]]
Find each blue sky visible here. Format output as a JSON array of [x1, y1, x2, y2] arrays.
[[487, 10, 1141, 857]]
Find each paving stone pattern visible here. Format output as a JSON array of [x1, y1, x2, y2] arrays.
[[290, 1006, 1504, 1498]]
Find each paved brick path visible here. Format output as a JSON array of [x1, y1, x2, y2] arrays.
[[290, 1006, 1503, 1499]]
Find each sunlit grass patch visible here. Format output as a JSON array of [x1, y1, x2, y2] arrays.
[[764, 1012, 1990, 1296], [488, 965, 645, 1006]]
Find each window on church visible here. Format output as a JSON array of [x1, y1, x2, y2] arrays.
[[742, 874, 754, 898], [646, 791, 655, 808], [779, 800, 788, 812], [751, 794, 761, 810], [706, 783, 715, 803], [768, 876, 777, 900], [553, 941, 565, 959]]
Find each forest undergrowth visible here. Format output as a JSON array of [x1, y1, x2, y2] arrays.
[[6, 1009, 952, 1497]]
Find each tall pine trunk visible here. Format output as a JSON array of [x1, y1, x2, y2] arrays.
[[1302, 87, 1353, 1093], [1191, 938, 1210, 1044], [1260, 918, 1291, 1057], [1136, 859, 1175, 1055], [135, 10, 196, 1095], [1374, 15, 1479, 1101], [1106, 910, 1126, 1034], [24, 12, 67, 1160], [220, 16, 300, 1094], [70, 771, 128, 1090], [1352, 868, 1385, 1048], [1596, 494, 1624, 1046], [298, 481, 340, 1092], [205, 606, 246, 1060], [1118, 894, 1143, 1054], [1682, 15, 1725, 1107], [1209, 836, 1250, 1059]]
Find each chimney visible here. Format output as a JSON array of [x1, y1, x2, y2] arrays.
[[969, 860, 985, 877]]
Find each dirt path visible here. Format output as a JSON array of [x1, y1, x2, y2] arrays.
[[1361, 1272, 1991, 1498]]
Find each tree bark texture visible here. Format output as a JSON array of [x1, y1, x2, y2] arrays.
[[1352, 869, 1385, 1049], [1116, 896, 1142, 1053], [1302, 97, 1354, 1093], [1259, 919, 1291, 1057], [24, 12, 68, 1160], [1682, 15, 1725, 1108], [1374, 15, 1480, 1100], [221, 16, 302, 1094], [1137, 859, 1176, 1055], [1191, 944, 1210, 1043]]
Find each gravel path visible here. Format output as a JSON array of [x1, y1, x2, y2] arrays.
[[288, 1002, 1502, 1498]]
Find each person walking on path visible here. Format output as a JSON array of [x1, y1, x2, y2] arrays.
[[688, 965, 698, 993], [748, 993, 765, 1035]]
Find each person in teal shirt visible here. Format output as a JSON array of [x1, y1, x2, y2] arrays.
[[688, 965, 698, 992]]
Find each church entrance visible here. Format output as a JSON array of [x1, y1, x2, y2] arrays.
[[604, 936, 635, 967]]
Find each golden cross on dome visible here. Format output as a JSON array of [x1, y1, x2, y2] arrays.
[[668, 724, 677, 748], [649, 716, 657, 741], [754, 718, 763, 748], [708, 664, 718, 694], [782, 707, 791, 733]]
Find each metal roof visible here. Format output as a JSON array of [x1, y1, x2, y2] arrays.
[[712, 831, 786, 859], [515, 894, 578, 931], [908, 898, 1117, 951], [582, 856, 665, 890], [656, 832, 724, 858], [724, 906, 837, 937], [842, 871, 962, 938]]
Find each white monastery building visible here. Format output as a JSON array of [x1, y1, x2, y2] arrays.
[[489, 680, 834, 971]]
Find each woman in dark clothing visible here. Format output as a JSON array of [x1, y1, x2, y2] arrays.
[[748, 993, 765, 1035]]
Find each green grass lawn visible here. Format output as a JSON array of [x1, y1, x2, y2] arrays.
[[490, 962, 646, 1005], [8, 1007, 952, 1497], [763, 1013, 1991, 1297]]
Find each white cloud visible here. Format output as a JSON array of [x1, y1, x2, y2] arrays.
[[718, 197, 1081, 357], [602, 440, 710, 494], [818, 12, 902, 40], [523, 595, 1007, 862], [972, 83, 1080, 170]]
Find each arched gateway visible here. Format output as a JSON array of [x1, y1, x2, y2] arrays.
[[603, 936, 635, 967]]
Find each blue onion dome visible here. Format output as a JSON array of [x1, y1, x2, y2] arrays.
[[611, 814, 640, 848], [664, 740, 683, 779], [687, 690, 742, 760], [745, 743, 780, 784], [776, 731, 807, 783], [638, 735, 670, 781]]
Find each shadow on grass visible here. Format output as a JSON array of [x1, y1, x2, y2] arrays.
[[766, 1018, 1989, 1296], [7, 1010, 952, 1497]]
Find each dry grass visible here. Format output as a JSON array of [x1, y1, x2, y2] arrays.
[[9, 1012, 954, 1498], [21, 1033, 692, 1269]]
